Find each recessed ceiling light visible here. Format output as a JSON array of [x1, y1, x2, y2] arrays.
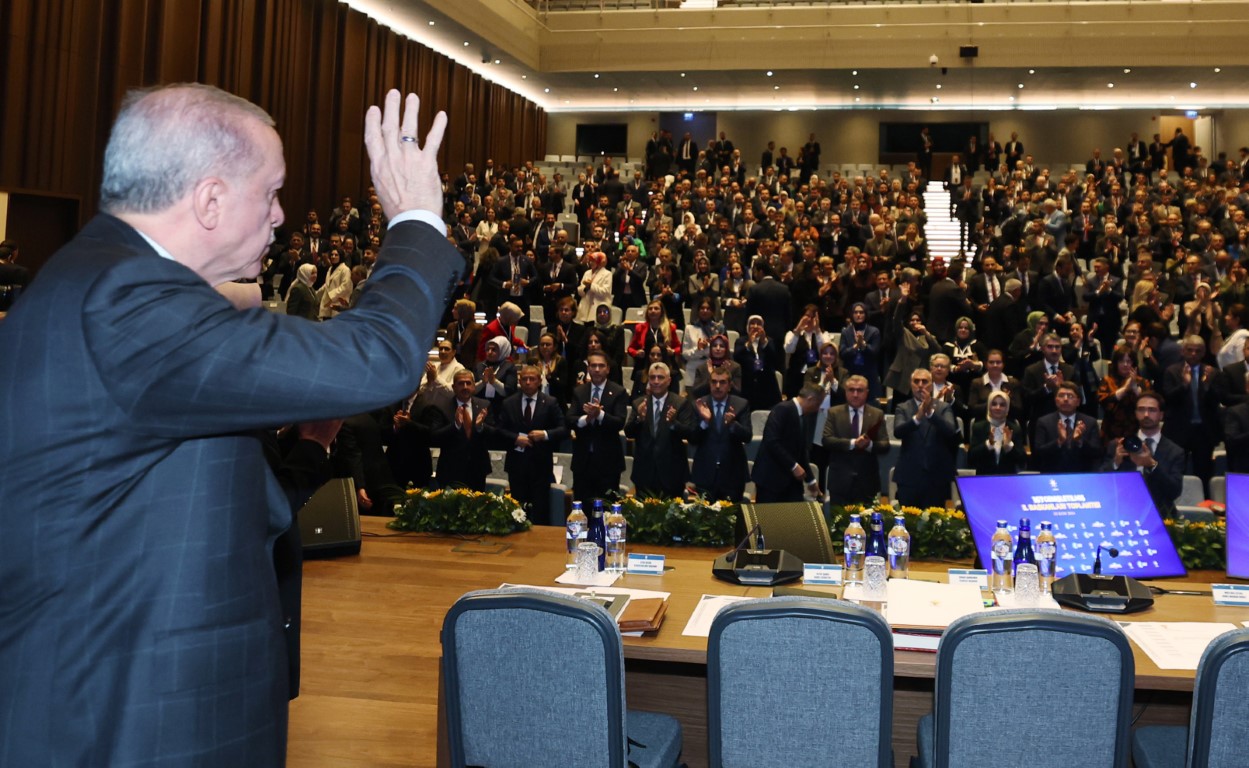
[[1028, 69, 1035, 75], [612, 87, 618, 92], [852, 70, 858, 76], [931, 97, 939, 103], [521, 75, 527, 80], [692, 86, 698, 91], [680, 73, 686, 78], [774, 85, 780, 90], [1107, 83, 1114, 88], [854, 97, 861, 102], [1191, 82, 1198, 88], [853, 84, 860, 90], [766, 71, 773, 77], [1018, 84, 1024, 89], [1214, 67, 1222, 73], [593, 73, 599, 78], [493, 59, 500, 65], [564, 100, 569, 104], [544, 88, 550, 93], [936, 84, 942, 90], [1009, 96, 1016, 101], [463, 41, 470, 47], [1123, 68, 1131, 74], [428, 20, 435, 25]]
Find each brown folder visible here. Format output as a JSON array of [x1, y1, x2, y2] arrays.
[[617, 597, 668, 633]]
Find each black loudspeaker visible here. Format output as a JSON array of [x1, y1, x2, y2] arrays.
[[959, 45, 979, 58], [739, 502, 836, 565], [298, 477, 362, 558], [1051, 573, 1154, 614]]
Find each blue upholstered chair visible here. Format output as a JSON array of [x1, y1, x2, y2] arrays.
[[440, 588, 682, 768], [708, 596, 894, 768], [914, 608, 1134, 768], [1132, 627, 1249, 768]]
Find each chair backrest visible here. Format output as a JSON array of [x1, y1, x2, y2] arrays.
[[708, 596, 893, 768], [933, 608, 1134, 768], [739, 501, 835, 564], [1189, 627, 1249, 768], [441, 588, 628, 768]]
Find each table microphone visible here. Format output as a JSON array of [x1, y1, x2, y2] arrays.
[[724, 523, 765, 564], [1093, 543, 1120, 576]]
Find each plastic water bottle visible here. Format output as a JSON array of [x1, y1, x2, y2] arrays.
[[605, 502, 627, 573], [588, 499, 607, 571], [1035, 521, 1057, 593], [1013, 517, 1036, 573], [565, 501, 587, 568], [888, 515, 911, 579], [991, 519, 1014, 594], [843, 514, 867, 584], [866, 511, 888, 558]]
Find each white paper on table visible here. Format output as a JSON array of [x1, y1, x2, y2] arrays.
[[553, 570, 620, 587], [1121, 622, 1240, 670], [498, 582, 669, 604], [681, 594, 756, 637], [884, 579, 987, 629], [989, 592, 1062, 610]]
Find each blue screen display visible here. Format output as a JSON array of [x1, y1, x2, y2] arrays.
[[956, 472, 1186, 578], [1225, 473, 1249, 579]]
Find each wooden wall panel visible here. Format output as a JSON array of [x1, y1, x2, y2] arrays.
[[0, 0, 546, 237]]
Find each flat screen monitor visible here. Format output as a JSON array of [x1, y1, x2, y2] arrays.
[[956, 472, 1186, 579], [1225, 473, 1249, 578]]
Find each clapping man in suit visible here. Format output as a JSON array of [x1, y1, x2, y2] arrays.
[[1161, 336, 1222, 497], [751, 384, 825, 503], [568, 351, 629, 503], [823, 375, 891, 506], [625, 362, 696, 498], [1103, 392, 1185, 518], [0, 86, 462, 764], [433, 370, 494, 491], [689, 367, 753, 502], [1022, 333, 1076, 432], [893, 368, 961, 509], [1030, 382, 1102, 473], [495, 365, 568, 525]]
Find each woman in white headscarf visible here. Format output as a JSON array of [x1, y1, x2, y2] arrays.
[[967, 390, 1025, 475], [285, 263, 319, 321]]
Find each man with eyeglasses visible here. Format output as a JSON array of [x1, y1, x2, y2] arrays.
[[1104, 392, 1184, 518], [893, 368, 960, 509]]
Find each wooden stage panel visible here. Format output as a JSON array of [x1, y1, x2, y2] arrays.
[[291, 518, 1236, 768]]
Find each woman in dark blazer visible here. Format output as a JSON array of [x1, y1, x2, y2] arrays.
[[967, 390, 1026, 475], [734, 314, 783, 412]]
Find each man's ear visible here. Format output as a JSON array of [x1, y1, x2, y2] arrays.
[[192, 177, 226, 230]]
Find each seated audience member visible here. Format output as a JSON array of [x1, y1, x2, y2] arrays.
[[1098, 343, 1152, 443], [967, 390, 1026, 475], [893, 368, 960, 509], [733, 314, 783, 412], [1030, 381, 1102, 473], [823, 375, 891, 506], [1102, 392, 1184, 518], [432, 370, 494, 491], [688, 367, 753, 502]]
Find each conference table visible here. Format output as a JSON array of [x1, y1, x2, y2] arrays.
[[290, 518, 1247, 768]]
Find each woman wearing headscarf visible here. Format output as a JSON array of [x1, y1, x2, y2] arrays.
[[682, 297, 727, 383], [968, 390, 1026, 475], [317, 247, 352, 320], [719, 259, 754, 335], [576, 251, 613, 323], [884, 311, 941, 405], [943, 316, 986, 397], [474, 336, 517, 411], [782, 303, 835, 398], [477, 302, 526, 361], [840, 301, 883, 400], [689, 334, 742, 398], [285, 263, 319, 321], [733, 314, 783, 412], [686, 252, 720, 317], [1007, 311, 1049, 378]]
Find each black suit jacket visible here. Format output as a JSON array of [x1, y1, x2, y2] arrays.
[[1214, 360, 1249, 407], [1021, 359, 1077, 422], [751, 401, 812, 500], [745, 278, 792, 346], [892, 399, 960, 505], [494, 390, 568, 477], [568, 380, 628, 488], [624, 392, 696, 496], [432, 396, 495, 489], [1102, 434, 1185, 518], [966, 418, 1026, 475], [981, 295, 1026, 355], [1223, 402, 1249, 473], [1030, 411, 1103, 473], [689, 394, 752, 500], [822, 404, 891, 505], [1161, 362, 1223, 446]]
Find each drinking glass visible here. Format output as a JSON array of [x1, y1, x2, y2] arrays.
[[1013, 563, 1040, 607], [863, 556, 888, 603]]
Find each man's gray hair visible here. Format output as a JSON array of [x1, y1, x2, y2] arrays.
[[100, 83, 275, 215]]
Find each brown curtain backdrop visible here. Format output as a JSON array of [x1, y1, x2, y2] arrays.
[[0, 0, 546, 229]]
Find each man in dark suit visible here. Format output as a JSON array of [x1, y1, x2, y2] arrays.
[[1035, 255, 1078, 337], [676, 132, 698, 177], [1222, 397, 1249, 473], [893, 368, 961, 509], [752, 384, 824, 503], [943, 154, 971, 215], [1161, 336, 1221, 495], [1082, 257, 1124, 357], [981, 278, 1027, 356], [1030, 382, 1103, 473], [745, 261, 792, 347], [536, 244, 577, 324], [1021, 334, 1077, 428], [925, 259, 973, 343], [1103, 393, 1185, 518], [488, 236, 537, 319], [689, 367, 753, 502], [0, 85, 461, 765], [433, 370, 495, 491], [822, 375, 891, 506], [568, 351, 628, 503], [495, 366, 568, 525], [624, 362, 696, 497]]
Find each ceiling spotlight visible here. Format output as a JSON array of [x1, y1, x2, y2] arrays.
[[853, 84, 860, 90], [1123, 68, 1131, 74], [1009, 96, 1016, 101], [1107, 83, 1114, 88], [428, 20, 435, 25], [854, 97, 861, 102], [521, 75, 527, 80], [1214, 67, 1222, 73], [1018, 83, 1024, 89], [612, 87, 618, 92], [1028, 69, 1035, 75], [931, 97, 940, 103], [493, 59, 501, 65], [463, 41, 470, 47], [774, 85, 780, 91], [692, 86, 698, 91], [936, 84, 942, 90], [852, 70, 858, 76], [766, 71, 773, 77], [680, 73, 686, 78], [1190, 82, 1198, 88], [593, 73, 599, 78], [544, 88, 550, 93]]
